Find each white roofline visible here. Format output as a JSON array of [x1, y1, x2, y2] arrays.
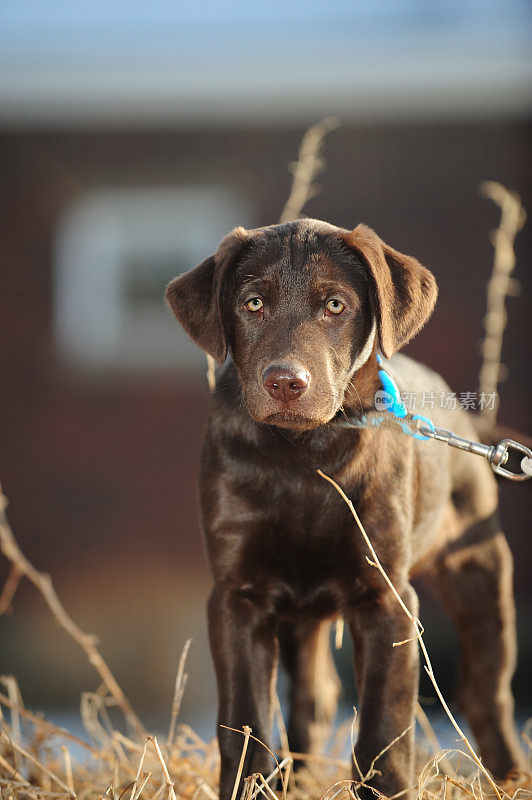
[[1, 53, 531, 128]]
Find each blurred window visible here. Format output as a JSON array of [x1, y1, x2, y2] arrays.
[[54, 186, 255, 370]]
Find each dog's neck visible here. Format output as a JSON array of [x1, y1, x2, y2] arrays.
[[342, 349, 382, 418]]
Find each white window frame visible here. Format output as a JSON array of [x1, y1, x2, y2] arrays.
[[54, 185, 255, 370]]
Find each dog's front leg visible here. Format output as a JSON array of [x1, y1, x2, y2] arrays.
[[208, 583, 278, 800], [348, 584, 419, 800]]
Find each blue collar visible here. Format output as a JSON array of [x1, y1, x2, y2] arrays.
[[376, 353, 408, 418]]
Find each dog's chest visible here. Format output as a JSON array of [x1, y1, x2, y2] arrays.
[[214, 469, 373, 618]]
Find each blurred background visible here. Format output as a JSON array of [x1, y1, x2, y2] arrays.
[[0, 0, 531, 741]]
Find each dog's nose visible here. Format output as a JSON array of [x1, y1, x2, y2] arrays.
[[262, 365, 310, 403]]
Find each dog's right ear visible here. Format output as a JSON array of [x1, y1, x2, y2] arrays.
[[165, 227, 249, 364], [342, 224, 438, 358]]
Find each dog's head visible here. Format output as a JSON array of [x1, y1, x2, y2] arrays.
[[166, 219, 437, 431]]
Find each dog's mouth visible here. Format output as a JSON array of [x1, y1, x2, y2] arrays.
[[261, 409, 330, 431], [241, 376, 345, 432]]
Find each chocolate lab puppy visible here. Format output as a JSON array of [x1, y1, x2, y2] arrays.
[[166, 219, 525, 799]]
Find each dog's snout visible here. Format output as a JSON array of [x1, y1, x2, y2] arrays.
[[262, 364, 310, 403]]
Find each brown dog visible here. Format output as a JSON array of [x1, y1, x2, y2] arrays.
[[166, 219, 525, 799]]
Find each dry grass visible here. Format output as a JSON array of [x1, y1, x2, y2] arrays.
[[0, 485, 530, 800], [0, 671, 528, 800]]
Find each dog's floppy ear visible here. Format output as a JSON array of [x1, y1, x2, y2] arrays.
[[343, 224, 438, 358], [165, 227, 249, 363]]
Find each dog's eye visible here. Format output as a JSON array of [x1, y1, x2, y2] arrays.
[[325, 298, 345, 315], [245, 297, 264, 312]]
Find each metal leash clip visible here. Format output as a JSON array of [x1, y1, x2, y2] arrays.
[[410, 419, 532, 482]]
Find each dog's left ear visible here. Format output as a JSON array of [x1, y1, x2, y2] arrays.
[[165, 227, 249, 363], [343, 224, 438, 358]]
